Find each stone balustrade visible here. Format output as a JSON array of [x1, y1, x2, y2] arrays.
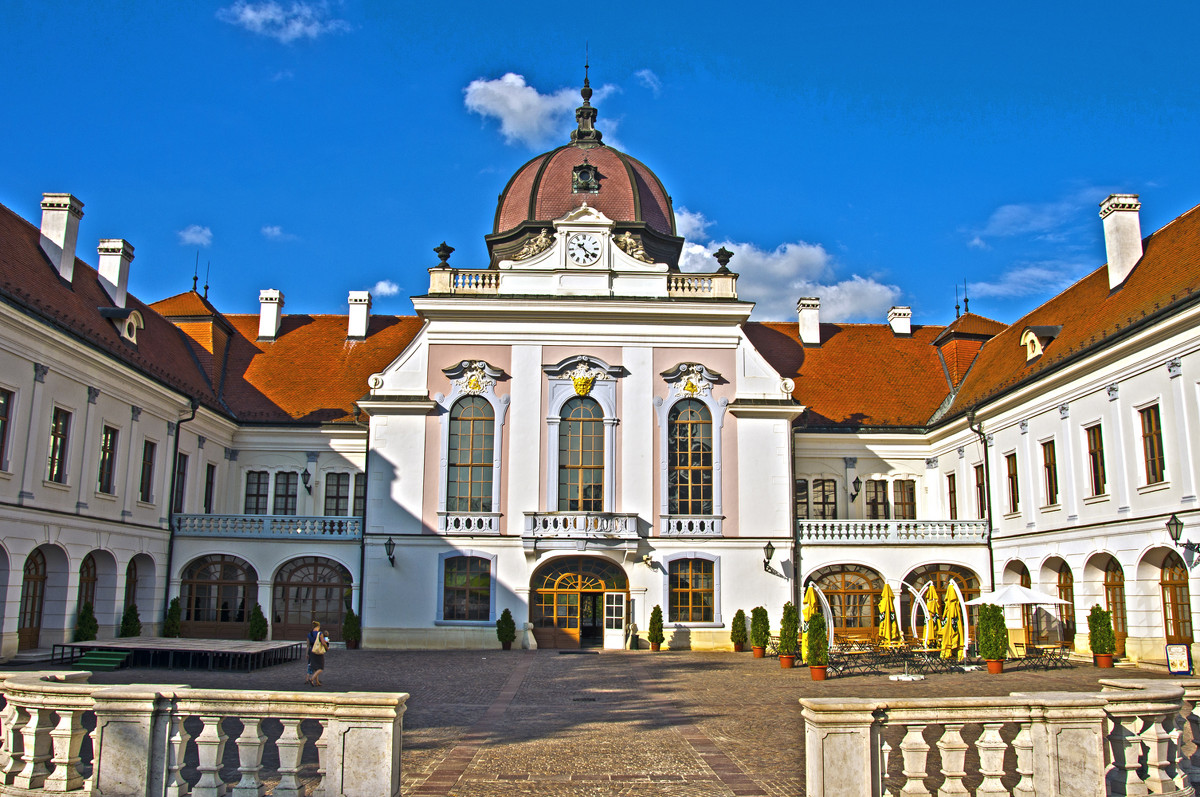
[[796, 519, 989, 545], [666, 272, 739, 299], [428, 268, 501, 295], [660, 515, 723, 537], [522, 512, 643, 553], [0, 671, 406, 797], [173, 514, 362, 540], [438, 512, 502, 534], [801, 678, 1200, 797]]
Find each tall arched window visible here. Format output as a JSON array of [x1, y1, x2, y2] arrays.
[[1162, 551, 1193, 645], [447, 396, 495, 512], [812, 564, 884, 636], [78, 553, 97, 612], [272, 557, 353, 641], [559, 397, 604, 511], [668, 400, 713, 515], [180, 555, 258, 639], [1104, 558, 1128, 655], [1056, 562, 1076, 646]]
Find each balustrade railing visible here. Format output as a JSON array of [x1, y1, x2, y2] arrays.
[[801, 678, 1200, 797], [796, 519, 989, 544], [173, 514, 362, 540], [428, 268, 500, 295], [0, 671, 406, 797], [524, 512, 641, 538], [667, 272, 738, 299], [661, 516, 723, 537], [438, 512, 501, 534]]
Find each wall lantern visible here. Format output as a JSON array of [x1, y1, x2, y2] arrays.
[[1167, 514, 1197, 552], [763, 540, 776, 572], [300, 469, 312, 493], [641, 553, 654, 567], [384, 536, 396, 567], [850, 476, 863, 502]]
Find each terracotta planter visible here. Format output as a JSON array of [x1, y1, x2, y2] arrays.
[[986, 659, 1004, 674], [733, 642, 744, 653], [810, 665, 828, 681], [345, 639, 360, 650], [752, 646, 766, 658], [501, 641, 512, 650], [1095, 653, 1114, 668], [650, 642, 661, 652], [779, 654, 796, 669]]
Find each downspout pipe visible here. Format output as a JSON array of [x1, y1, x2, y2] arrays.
[[163, 398, 200, 626], [966, 408, 996, 591]]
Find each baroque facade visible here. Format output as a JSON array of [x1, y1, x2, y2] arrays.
[[0, 87, 1196, 662]]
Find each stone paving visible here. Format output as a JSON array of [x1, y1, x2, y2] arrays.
[[67, 649, 1176, 796]]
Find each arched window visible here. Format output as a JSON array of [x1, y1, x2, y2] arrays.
[[1104, 558, 1128, 655], [19, 549, 47, 651], [124, 559, 138, 611], [668, 400, 713, 515], [442, 556, 491, 622], [1018, 568, 1039, 644], [559, 397, 604, 511], [668, 557, 714, 622], [447, 397, 495, 512], [902, 564, 981, 638], [272, 557, 353, 641], [1056, 562, 1076, 646], [1161, 551, 1193, 645], [812, 564, 884, 636], [78, 553, 97, 612], [180, 555, 258, 639]]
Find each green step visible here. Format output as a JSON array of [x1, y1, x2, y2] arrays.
[[70, 651, 130, 671]]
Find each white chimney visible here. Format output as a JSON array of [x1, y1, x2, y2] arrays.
[[348, 291, 372, 339], [258, 289, 284, 340], [97, 239, 135, 308], [39, 193, 84, 282], [797, 297, 821, 346], [888, 306, 912, 336], [1100, 194, 1143, 290]]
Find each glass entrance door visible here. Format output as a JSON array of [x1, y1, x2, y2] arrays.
[[603, 592, 626, 649]]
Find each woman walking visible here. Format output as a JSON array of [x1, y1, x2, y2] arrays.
[[306, 620, 330, 686]]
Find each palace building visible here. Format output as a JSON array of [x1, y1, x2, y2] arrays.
[[0, 84, 1196, 662]]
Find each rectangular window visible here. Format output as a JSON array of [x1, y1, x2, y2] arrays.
[[1042, 440, 1059, 506], [97, 425, 119, 494], [47, 406, 72, 483], [947, 473, 958, 520], [138, 440, 156, 502], [244, 471, 269, 514], [0, 388, 11, 469], [443, 556, 490, 621], [203, 463, 217, 514], [273, 471, 298, 515], [812, 479, 837, 519], [1005, 453, 1019, 514], [1141, 405, 1166, 484], [794, 478, 809, 520], [1086, 424, 1106, 496], [865, 479, 889, 520], [353, 473, 366, 517], [893, 479, 916, 520], [172, 453, 188, 513], [669, 558, 715, 623], [325, 473, 350, 516], [974, 464, 986, 519]]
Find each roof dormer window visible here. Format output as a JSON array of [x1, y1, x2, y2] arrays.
[[1019, 325, 1061, 362]]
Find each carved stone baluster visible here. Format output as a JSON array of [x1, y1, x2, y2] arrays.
[[43, 705, 85, 792], [1, 705, 29, 785], [165, 712, 192, 797], [1012, 721, 1035, 797], [1141, 711, 1178, 792], [899, 723, 932, 796], [1107, 713, 1149, 797], [975, 722, 1008, 797], [1178, 689, 1200, 787], [313, 719, 329, 797], [274, 719, 307, 797], [12, 706, 53, 790], [879, 739, 892, 797], [230, 718, 265, 797], [0, 699, 21, 781], [936, 723, 968, 796], [192, 715, 228, 796]]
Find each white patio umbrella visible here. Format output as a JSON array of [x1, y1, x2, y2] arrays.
[[964, 583, 1068, 606]]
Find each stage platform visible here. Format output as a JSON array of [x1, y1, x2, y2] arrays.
[[52, 638, 306, 672]]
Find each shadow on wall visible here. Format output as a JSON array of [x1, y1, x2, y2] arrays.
[[668, 624, 691, 650]]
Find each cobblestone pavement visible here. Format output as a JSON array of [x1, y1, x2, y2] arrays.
[[70, 650, 1174, 796]]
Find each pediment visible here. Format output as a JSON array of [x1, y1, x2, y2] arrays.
[[555, 203, 613, 227]]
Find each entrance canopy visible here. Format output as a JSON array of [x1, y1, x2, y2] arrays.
[[965, 584, 1067, 606]]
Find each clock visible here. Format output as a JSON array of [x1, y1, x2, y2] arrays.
[[567, 232, 601, 265]]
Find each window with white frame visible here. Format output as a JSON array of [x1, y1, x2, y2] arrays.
[[1140, 405, 1166, 485], [1085, 424, 1106, 496], [544, 355, 620, 513], [1005, 453, 1019, 514], [0, 388, 12, 470], [893, 479, 916, 519], [946, 473, 958, 520], [324, 472, 351, 516], [47, 406, 72, 483], [273, 472, 299, 515], [559, 397, 604, 511], [436, 550, 497, 623], [97, 425, 119, 494], [138, 439, 156, 502], [865, 479, 889, 519], [244, 470, 269, 514], [436, 360, 509, 517], [656, 363, 727, 528], [1042, 440, 1059, 506], [663, 552, 722, 625]]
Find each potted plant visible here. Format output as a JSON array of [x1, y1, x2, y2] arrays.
[[343, 608, 362, 650], [163, 597, 182, 638], [730, 609, 748, 653], [648, 605, 665, 651], [978, 603, 1007, 673], [74, 601, 98, 642], [119, 603, 142, 638], [1088, 604, 1116, 667], [778, 602, 799, 669], [247, 604, 268, 641], [750, 606, 770, 658], [806, 613, 829, 680], [496, 608, 516, 650]]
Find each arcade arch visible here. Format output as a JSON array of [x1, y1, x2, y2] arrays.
[[530, 556, 628, 649], [271, 557, 353, 641], [180, 554, 258, 639]]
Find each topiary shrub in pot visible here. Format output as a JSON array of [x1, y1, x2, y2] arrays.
[[247, 604, 268, 641], [978, 603, 1008, 673], [496, 608, 516, 650], [119, 604, 142, 638], [648, 605, 665, 651], [778, 602, 799, 669], [1088, 604, 1116, 667], [730, 609, 748, 652], [806, 613, 829, 680], [750, 606, 770, 658], [343, 608, 362, 649], [163, 597, 182, 638], [74, 601, 98, 642]]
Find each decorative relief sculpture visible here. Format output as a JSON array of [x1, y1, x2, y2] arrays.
[[614, 231, 652, 263], [568, 361, 608, 396], [661, 362, 722, 400], [443, 360, 504, 395], [514, 229, 553, 261]]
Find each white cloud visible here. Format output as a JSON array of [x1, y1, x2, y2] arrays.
[[675, 207, 713, 242], [217, 1, 351, 43], [260, 225, 296, 241], [271, 69, 294, 81], [968, 260, 1091, 300], [372, 280, 400, 297], [178, 225, 213, 247], [634, 68, 661, 95], [965, 187, 1108, 248], [464, 73, 616, 149]]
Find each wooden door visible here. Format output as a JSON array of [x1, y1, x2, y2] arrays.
[[18, 549, 46, 650]]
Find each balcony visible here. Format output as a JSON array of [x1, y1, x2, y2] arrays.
[[660, 516, 723, 537], [438, 512, 501, 534], [796, 519, 989, 545], [523, 512, 643, 553], [427, 268, 738, 299], [172, 514, 362, 540]]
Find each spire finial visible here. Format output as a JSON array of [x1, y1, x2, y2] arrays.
[[193, 251, 199, 292], [581, 45, 592, 104], [954, 284, 960, 319], [963, 279, 970, 314], [571, 50, 602, 146], [204, 261, 210, 299]]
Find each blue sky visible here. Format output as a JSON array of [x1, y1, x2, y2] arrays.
[[4, 1, 1200, 325]]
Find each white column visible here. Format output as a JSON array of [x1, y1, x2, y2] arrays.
[[1019, 420, 1035, 528], [620, 346, 654, 519], [74, 387, 100, 512], [18, 363, 49, 504], [507, 345, 542, 530], [1106, 384, 1132, 514], [1059, 404, 1079, 521], [1168, 359, 1197, 504], [157, 422, 175, 525], [120, 407, 142, 519]]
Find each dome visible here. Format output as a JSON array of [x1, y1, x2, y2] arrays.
[[485, 78, 683, 268]]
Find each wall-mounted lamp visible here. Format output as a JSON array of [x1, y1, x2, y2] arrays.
[[763, 540, 776, 572], [384, 536, 396, 567], [850, 476, 862, 502], [1167, 514, 1197, 553], [301, 469, 312, 494], [641, 553, 653, 567]]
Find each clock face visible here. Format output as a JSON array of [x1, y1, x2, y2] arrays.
[[567, 232, 601, 265]]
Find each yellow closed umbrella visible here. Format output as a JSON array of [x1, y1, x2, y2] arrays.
[[924, 585, 942, 647], [801, 584, 818, 663], [878, 584, 899, 645], [940, 587, 964, 660]]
